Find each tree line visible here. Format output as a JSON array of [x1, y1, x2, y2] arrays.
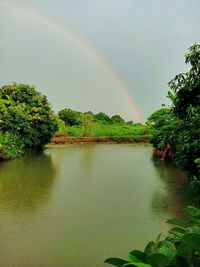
[[0, 83, 144, 159]]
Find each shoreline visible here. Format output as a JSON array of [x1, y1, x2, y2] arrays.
[[50, 134, 150, 144]]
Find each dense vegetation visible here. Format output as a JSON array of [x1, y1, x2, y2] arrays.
[[105, 44, 200, 267], [147, 44, 200, 194], [57, 108, 148, 137], [0, 83, 57, 159], [0, 83, 148, 160], [106, 206, 200, 267]]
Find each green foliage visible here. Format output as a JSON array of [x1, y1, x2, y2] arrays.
[[0, 132, 22, 159], [111, 114, 125, 124], [168, 44, 200, 120], [0, 83, 57, 158], [147, 108, 176, 150], [126, 120, 134, 125], [79, 113, 94, 136], [147, 108, 172, 128], [147, 44, 200, 177], [58, 108, 81, 126], [57, 108, 148, 137], [55, 116, 66, 134], [57, 123, 147, 137], [105, 206, 200, 267], [94, 112, 112, 124]]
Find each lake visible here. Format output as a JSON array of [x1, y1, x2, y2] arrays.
[[0, 144, 187, 267]]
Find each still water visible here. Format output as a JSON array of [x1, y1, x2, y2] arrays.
[[0, 144, 187, 267]]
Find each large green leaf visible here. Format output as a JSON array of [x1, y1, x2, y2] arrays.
[[169, 227, 187, 239], [186, 206, 200, 220], [105, 258, 129, 266], [177, 233, 200, 259], [144, 241, 156, 255], [194, 158, 200, 168], [166, 219, 188, 229], [146, 253, 169, 267], [182, 233, 200, 250], [157, 240, 177, 261], [128, 251, 145, 263], [123, 263, 152, 267], [157, 246, 176, 261]]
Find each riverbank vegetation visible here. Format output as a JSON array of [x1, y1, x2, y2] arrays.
[[105, 44, 200, 267], [147, 44, 200, 200], [0, 83, 149, 160], [57, 108, 149, 137], [0, 83, 57, 160]]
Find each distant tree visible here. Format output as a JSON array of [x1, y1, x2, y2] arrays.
[[94, 112, 112, 124], [58, 108, 81, 126], [0, 83, 57, 149], [126, 120, 134, 125], [84, 111, 94, 116], [111, 114, 125, 124], [80, 114, 94, 136], [55, 116, 67, 134]]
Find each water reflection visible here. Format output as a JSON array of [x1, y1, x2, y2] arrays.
[[0, 152, 55, 213], [151, 156, 187, 220], [81, 145, 95, 171], [0, 145, 189, 267]]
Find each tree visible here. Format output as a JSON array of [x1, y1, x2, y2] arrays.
[[148, 44, 200, 173], [0, 83, 57, 149], [94, 112, 112, 124], [111, 114, 125, 124], [126, 120, 134, 125], [58, 108, 81, 126], [168, 44, 200, 120], [167, 44, 200, 171], [79, 114, 94, 136], [147, 108, 177, 151], [147, 108, 173, 128]]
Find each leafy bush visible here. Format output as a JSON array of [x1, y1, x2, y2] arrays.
[[58, 108, 81, 126], [147, 44, 200, 177], [105, 206, 200, 267], [0, 83, 57, 150], [0, 132, 22, 159]]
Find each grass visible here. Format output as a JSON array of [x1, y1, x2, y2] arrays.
[[57, 123, 150, 137]]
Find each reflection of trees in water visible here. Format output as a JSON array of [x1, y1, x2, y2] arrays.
[[81, 145, 95, 171], [0, 152, 56, 213], [48, 144, 96, 172], [151, 156, 187, 220]]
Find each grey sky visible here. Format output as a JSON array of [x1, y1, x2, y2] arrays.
[[0, 0, 199, 122]]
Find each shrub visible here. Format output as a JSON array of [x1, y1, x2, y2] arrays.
[[105, 206, 200, 267], [0, 132, 22, 159], [0, 83, 58, 150]]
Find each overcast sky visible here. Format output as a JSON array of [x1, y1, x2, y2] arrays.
[[0, 0, 199, 122]]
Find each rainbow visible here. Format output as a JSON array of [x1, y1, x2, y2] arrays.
[[0, 1, 144, 122]]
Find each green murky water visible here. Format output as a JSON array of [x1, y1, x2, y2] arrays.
[[0, 144, 187, 267]]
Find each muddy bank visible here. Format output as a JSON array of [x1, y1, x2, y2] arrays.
[[153, 144, 174, 160], [51, 134, 149, 144]]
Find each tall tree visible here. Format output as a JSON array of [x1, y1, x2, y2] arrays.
[[0, 83, 57, 149]]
